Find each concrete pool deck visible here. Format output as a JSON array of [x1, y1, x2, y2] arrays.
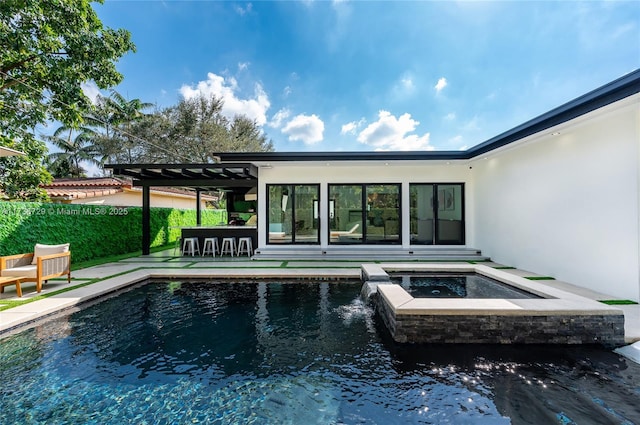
[[0, 251, 638, 344]]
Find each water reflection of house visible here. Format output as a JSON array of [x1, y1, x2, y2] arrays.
[[41, 177, 217, 209]]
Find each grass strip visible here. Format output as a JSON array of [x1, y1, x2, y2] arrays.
[[525, 276, 555, 281], [72, 244, 174, 270], [0, 267, 147, 312], [0, 278, 101, 312], [494, 266, 516, 270], [599, 300, 639, 305]]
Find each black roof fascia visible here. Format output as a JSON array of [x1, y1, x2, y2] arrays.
[[214, 150, 467, 162]]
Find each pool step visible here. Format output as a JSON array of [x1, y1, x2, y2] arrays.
[[252, 247, 488, 261]]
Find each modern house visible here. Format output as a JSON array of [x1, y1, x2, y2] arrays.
[[41, 177, 217, 209], [108, 69, 640, 301]]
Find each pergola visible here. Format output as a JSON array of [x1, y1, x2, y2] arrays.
[[105, 163, 258, 254]]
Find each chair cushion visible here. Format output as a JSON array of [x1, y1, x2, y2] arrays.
[[31, 243, 70, 264], [2, 266, 37, 278]]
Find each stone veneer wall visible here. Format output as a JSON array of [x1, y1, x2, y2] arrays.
[[375, 293, 625, 346]]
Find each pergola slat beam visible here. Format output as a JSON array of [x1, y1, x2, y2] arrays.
[[131, 179, 255, 188]]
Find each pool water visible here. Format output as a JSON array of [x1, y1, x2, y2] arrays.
[[391, 273, 541, 299], [0, 280, 639, 424]]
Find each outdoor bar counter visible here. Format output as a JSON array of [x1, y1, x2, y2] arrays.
[[181, 226, 258, 254]]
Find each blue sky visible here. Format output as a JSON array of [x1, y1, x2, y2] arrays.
[[90, 0, 640, 152]]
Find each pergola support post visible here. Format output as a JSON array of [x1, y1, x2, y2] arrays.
[[196, 189, 202, 226], [142, 186, 151, 255]]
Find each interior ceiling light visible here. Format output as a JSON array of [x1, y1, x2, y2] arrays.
[[550, 132, 561, 136]]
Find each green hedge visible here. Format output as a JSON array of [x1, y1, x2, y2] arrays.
[[0, 202, 227, 263]]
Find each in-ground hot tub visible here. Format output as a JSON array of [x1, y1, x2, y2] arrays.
[[361, 263, 625, 346], [390, 273, 542, 299]]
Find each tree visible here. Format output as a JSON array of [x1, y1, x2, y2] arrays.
[[45, 125, 100, 178], [88, 90, 153, 165], [229, 115, 273, 152], [117, 94, 274, 164], [0, 0, 135, 198], [0, 136, 51, 201]]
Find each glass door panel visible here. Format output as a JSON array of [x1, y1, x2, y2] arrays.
[[329, 185, 363, 244], [293, 185, 319, 243], [435, 184, 464, 244], [366, 184, 400, 244], [268, 185, 292, 243], [410, 184, 435, 245]]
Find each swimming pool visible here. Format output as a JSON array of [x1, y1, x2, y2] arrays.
[[0, 280, 638, 424], [390, 273, 541, 299]]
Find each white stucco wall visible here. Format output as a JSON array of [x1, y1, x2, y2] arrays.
[[70, 190, 208, 209], [473, 97, 640, 300], [256, 162, 474, 249]]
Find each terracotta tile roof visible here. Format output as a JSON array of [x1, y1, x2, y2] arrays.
[[40, 177, 128, 200], [41, 177, 129, 189], [44, 187, 122, 200], [40, 177, 218, 201]]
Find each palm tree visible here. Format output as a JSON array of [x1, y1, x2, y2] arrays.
[[45, 125, 100, 178], [88, 90, 153, 164]]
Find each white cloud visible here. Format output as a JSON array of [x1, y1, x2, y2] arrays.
[[281, 114, 325, 145], [283, 86, 292, 97], [401, 76, 415, 91], [357, 110, 432, 151], [391, 72, 417, 99], [268, 108, 291, 128], [341, 118, 366, 135], [434, 77, 448, 93], [81, 81, 101, 104], [234, 3, 253, 16], [444, 112, 456, 121], [341, 122, 357, 135], [180, 72, 271, 126], [238, 62, 250, 72]]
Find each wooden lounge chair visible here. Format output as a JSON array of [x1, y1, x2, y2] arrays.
[[0, 243, 71, 293], [330, 223, 360, 237]]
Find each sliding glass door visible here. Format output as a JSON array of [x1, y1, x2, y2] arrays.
[[267, 184, 319, 244], [329, 184, 400, 244], [410, 183, 464, 245]]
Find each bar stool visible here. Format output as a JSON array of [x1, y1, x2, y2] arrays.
[[237, 237, 253, 257], [173, 237, 182, 256], [220, 237, 236, 256], [182, 237, 200, 256], [202, 237, 219, 257]]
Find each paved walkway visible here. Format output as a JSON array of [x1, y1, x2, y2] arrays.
[[1, 252, 638, 344]]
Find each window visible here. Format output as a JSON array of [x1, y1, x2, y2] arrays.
[[267, 184, 319, 244], [328, 184, 400, 244], [410, 183, 464, 245]]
